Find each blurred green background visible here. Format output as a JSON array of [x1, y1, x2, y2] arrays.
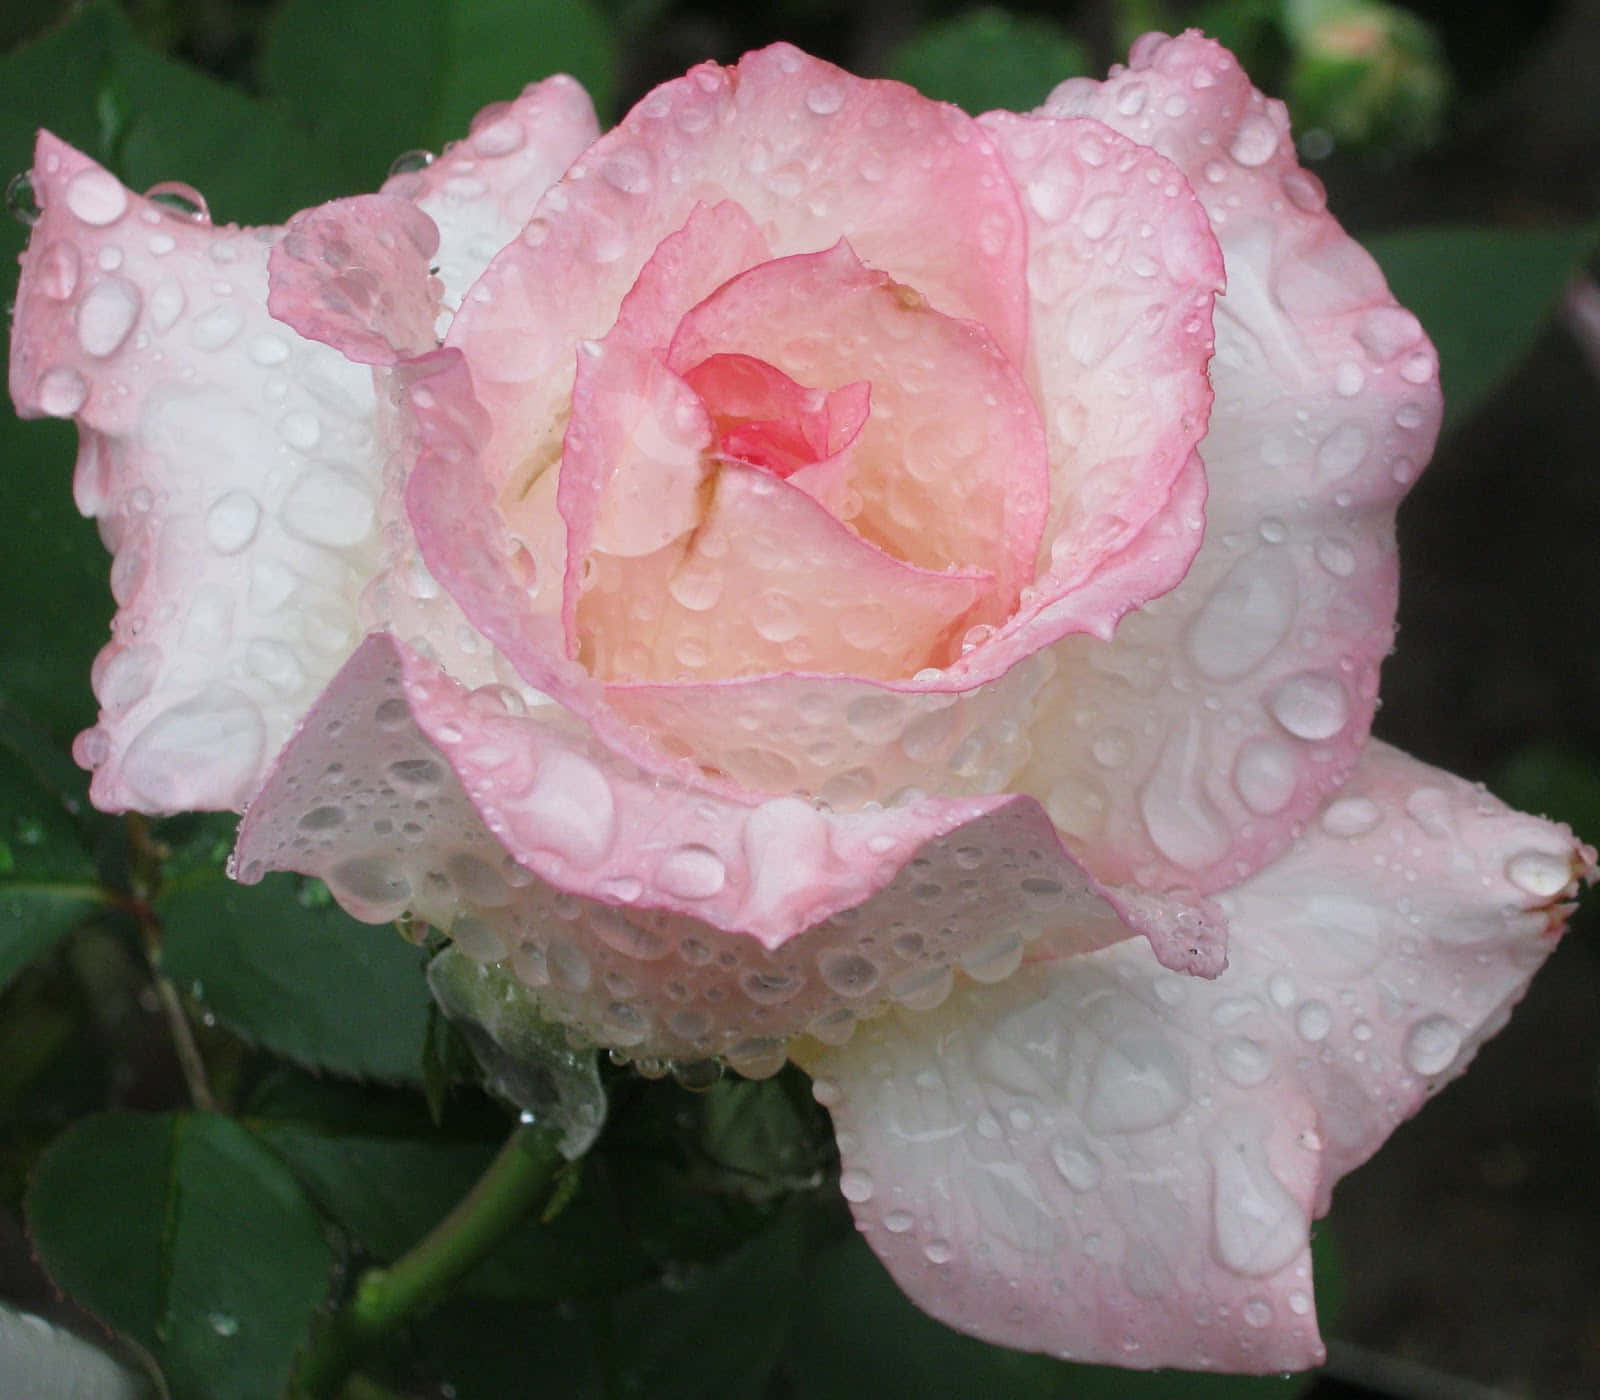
[[1, 2, 1597, 1397]]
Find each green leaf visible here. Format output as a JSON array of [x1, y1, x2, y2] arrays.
[[418, 1199, 810, 1400], [264, 0, 616, 189], [249, 1117, 653, 1300], [0, 705, 108, 990], [159, 867, 432, 1081], [26, 1110, 333, 1400], [1494, 744, 1600, 844], [782, 1230, 1319, 1399], [1369, 224, 1598, 429], [886, 7, 1090, 115], [434, 0, 617, 134]]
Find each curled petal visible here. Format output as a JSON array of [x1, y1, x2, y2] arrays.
[[267, 195, 443, 364], [236, 633, 1227, 1062], [798, 743, 1589, 1372], [1024, 30, 1445, 893], [9, 134, 381, 812]]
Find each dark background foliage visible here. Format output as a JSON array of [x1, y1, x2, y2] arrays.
[[0, 1, 1596, 1396]]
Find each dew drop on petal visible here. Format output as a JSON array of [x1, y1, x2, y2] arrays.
[[1403, 1015, 1462, 1076], [65, 167, 127, 226]]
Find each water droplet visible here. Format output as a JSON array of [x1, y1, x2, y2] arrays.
[[1404, 1015, 1462, 1076], [206, 491, 261, 554], [1242, 1298, 1273, 1328], [1317, 422, 1369, 479], [1294, 1000, 1332, 1042], [36, 367, 87, 417], [328, 854, 412, 912], [1207, 1128, 1307, 1276], [889, 964, 953, 1011], [207, 1312, 239, 1338], [1049, 1133, 1102, 1191], [657, 844, 727, 899], [884, 1209, 915, 1233], [1233, 738, 1297, 815], [1314, 535, 1356, 577], [6, 171, 39, 225], [1214, 1036, 1272, 1087], [924, 1238, 954, 1264], [819, 950, 880, 997], [1229, 112, 1279, 167], [839, 1168, 874, 1202], [1185, 548, 1298, 682], [1268, 673, 1347, 741], [35, 240, 80, 299], [76, 277, 141, 357], [724, 1035, 788, 1080], [1506, 849, 1571, 899], [65, 167, 128, 226], [1086, 1030, 1189, 1133], [959, 932, 1023, 984], [189, 303, 244, 350], [806, 82, 845, 116], [388, 149, 435, 178], [1320, 795, 1381, 838], [470, 115, 525, 158], [145, 180, 210, 222]]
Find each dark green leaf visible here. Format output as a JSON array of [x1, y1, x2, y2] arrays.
[[249, 1117, 652, 1299], [434, 0, 616, 135], [262, 0, 445, 190], [264, 0, 616, 188], [418, 1199, 809, 1400], [0, 706, 107, 990], [26, 1110, 332, 1400], [1494, 744, 1600, 846], [1369, 224, 1598, 429], [159, 869, 431, 1081], [886, 8, 1090, 115]]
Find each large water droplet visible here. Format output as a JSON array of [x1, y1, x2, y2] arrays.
[[1206, 1126, 1307, 1276], [76, 277, 141, 357], [36, 367, 87, 417], [1185, 549, 1298, 682], [65, 167, 128, 226], [1085, 1030, 1189, 1133], [1506, 849, 1572, 899], [1403, 1015, 1462, 1076], [5, 171, 39, 225], [1268, 673, 1348, 741], [819, 950, 880, 997], [1294, 1000, 1332, 1042], [1049, 1132, 1101, 1192], [656, 844, 726, 899], [388, 149, 435, 178], [145, 180, 210, 222], [206, 491, 261, 555], [1229, 112, 1280, 167]]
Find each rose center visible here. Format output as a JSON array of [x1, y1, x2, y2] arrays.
[[681, 351, 869, 479]]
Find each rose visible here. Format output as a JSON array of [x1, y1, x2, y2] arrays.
[[9, 29, 1590, 1375]]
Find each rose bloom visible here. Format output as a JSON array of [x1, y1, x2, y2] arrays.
[[9, 30, 1591, 1374]]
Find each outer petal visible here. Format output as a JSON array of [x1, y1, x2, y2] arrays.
[[9, 134, 381, 811], [232, 633, 1230, 1065], [1021, 31, 1444, 892], [798, 743, 1588, 1372], [379, 75, 600, 320], [267, 194, 443, 364], [442, 44, 1029, 508]]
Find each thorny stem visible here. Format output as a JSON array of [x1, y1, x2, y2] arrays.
[[125, 813, 216, 1112], [292, 1120, 563, 1399]]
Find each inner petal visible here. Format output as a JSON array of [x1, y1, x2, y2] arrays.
[[683, 352, 869, 479], [667, 241, 1049, 620]]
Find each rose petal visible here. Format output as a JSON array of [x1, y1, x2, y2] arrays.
[[443, 44, 1030, 518], [1020, 30, 1444, 892], [267, 195, 443, 364], [585, 461, 992, 683], [9, 134, 382, 812], [234, 632, 1220, 1063], [665, 240, 1049, 612], [379, 75, 599, 319], [797, 743, 1589, 1371]]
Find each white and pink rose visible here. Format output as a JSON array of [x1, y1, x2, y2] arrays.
[[9, 31, 1591, 1374]]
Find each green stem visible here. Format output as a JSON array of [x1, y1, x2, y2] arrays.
[[293, 1121, 563, 1399]]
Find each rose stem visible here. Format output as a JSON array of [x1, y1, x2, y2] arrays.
[[125, 813, 216, 1112], [292, 1119, 563, 1398]]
